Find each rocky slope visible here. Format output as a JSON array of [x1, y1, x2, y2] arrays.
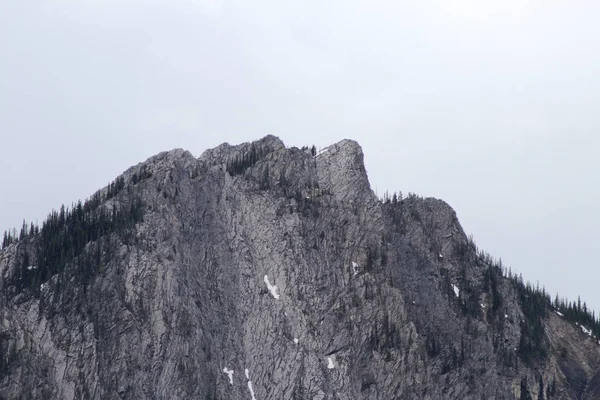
[[0, 136, 599, 399]]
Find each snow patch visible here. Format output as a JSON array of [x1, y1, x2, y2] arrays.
[[327, 357, 335, 369], [26, 265, 37, 271], [555, 311, 564, 317], [452, 284, 460, 298], [294, 338, 299, 344], [352, 261, 359, 276], [41, 283, 47, 291], [580, 325, 593, 336], [223, 368, 234, 385], [264, 275, 280, 299], [505, 314, 508, 319], [247, 381, 256, 400], [245, 369, 256, 400]]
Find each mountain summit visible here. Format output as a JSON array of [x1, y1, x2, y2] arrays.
[[1, 137, 599, 399]]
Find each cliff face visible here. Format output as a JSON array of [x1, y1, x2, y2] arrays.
[[0, 136, 598, 400]]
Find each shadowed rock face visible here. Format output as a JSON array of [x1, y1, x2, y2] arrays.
[[0, 136, 598, 399]]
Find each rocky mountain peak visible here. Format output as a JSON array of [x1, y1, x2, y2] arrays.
[[0, 137, 598, 400], [198, 135, 285, 168], [315, 138, 372, 203]]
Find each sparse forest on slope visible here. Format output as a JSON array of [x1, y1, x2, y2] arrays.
[[379, 190, 600, 350], [2, 170, 147, 296]]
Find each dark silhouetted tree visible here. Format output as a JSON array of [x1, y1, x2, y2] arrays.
[[520, 376, 532, 400]]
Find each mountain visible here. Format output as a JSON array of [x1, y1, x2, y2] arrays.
[[1, 136, 599, 399]]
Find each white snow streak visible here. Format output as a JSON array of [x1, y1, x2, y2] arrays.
[[452, 284, 460, 298], [263, 275, 280, 299], [580, 325, 592, 336], [327, 357, 335, 369], [26, 265, 37, 271], [352, 261, 359, 276], [294, 338, 299, 344], [555, 311, 564, 317], [223, 368, 234, 385], [245, 369, 256, 400], [247, 381, 256, 400]]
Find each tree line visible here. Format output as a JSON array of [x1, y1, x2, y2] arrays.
[[226, 143, 270, 176], [2, 172, 147, 295]]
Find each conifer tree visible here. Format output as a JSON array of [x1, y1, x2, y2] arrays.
[[520, 377, 532, 400]]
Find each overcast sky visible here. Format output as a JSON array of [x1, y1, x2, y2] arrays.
[[1, 1, 598, 311]]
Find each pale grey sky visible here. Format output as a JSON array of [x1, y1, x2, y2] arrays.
[[1, 1, 598, 311]]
